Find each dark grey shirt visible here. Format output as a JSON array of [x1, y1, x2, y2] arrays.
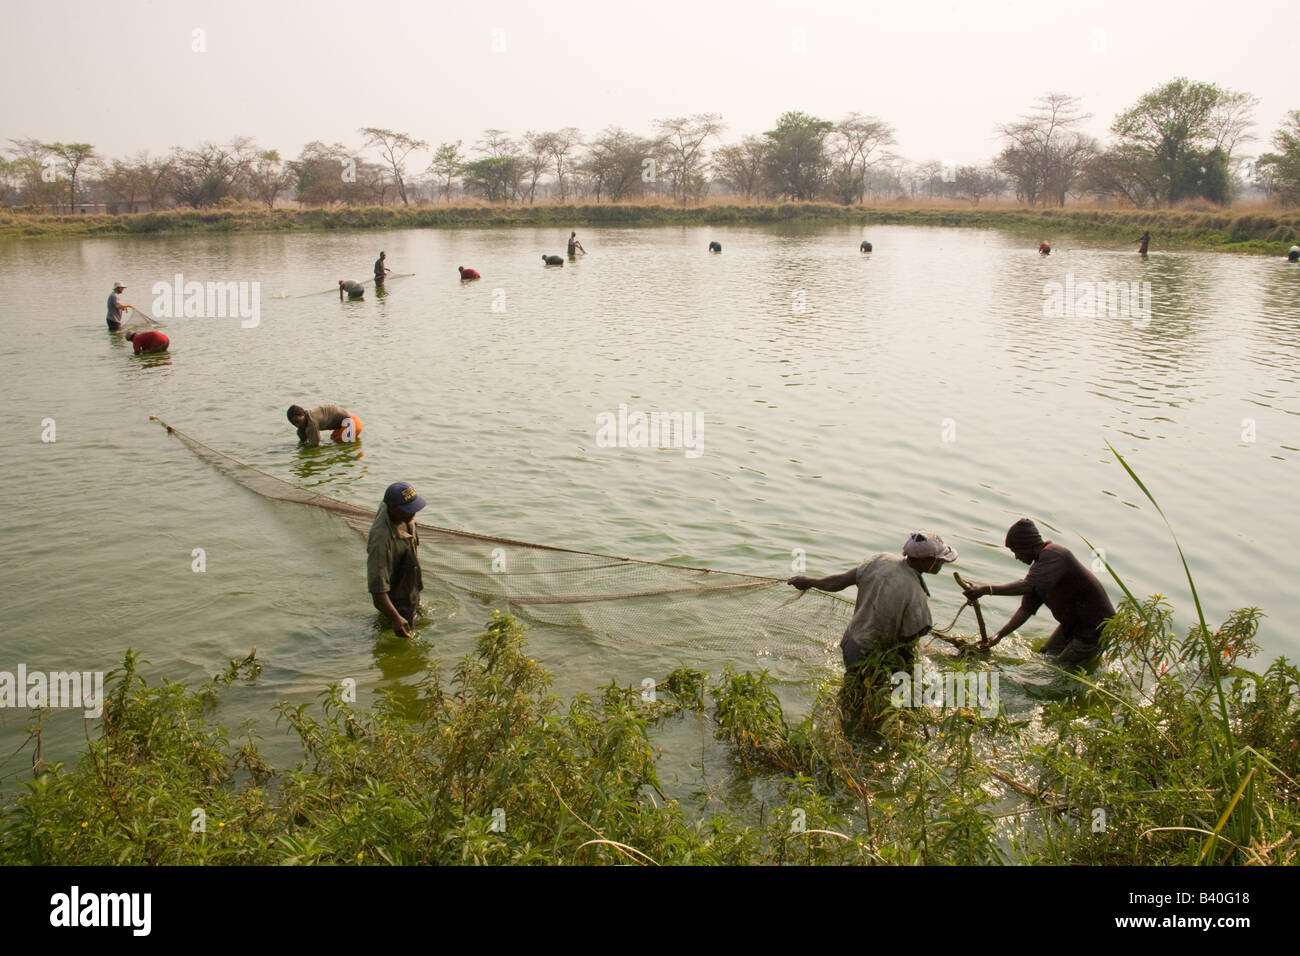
[[1018, 542, 1115, 641]]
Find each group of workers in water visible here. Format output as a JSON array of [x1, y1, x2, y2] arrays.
[[788, 519, 1114, 695], [103, 227, 1299, 707]]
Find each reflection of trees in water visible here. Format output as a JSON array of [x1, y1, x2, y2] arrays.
[[1252, 261, 1300, 360], [1074, 254, 1226, 407]]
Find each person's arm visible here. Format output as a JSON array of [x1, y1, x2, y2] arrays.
[[964, 579, 1034, 601], [989, 603, 1034, 645], [962, 579, 1037, 645], [788, 568, 858, 592], [371, 591, 411, 638], [300, 414, 321, 447]]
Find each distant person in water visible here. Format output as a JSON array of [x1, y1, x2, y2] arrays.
[[125, 329, 169, 354], [458, 266, 480, 280], [339, 279, 365, 300], [106, 281, 134, 330], [374, 251, 390, 283], [708, 241, 722, 253], [286, 404, 364, 447], [1288, 245, 1299, 262], [961, 518, 1115, 670], [1135, 231, 1151, 255], [567, 231, 586, 256], [1038, 240, 1051, 256], [543, 254, 564, 266], [368, 481, 426, 639], [860, 240, 872, 252]]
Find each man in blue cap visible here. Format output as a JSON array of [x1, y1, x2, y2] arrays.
[[368, 482, 426, 638]]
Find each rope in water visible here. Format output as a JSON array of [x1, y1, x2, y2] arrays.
[[294, 272, 417, 298]]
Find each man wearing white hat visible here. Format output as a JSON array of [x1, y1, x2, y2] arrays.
[[789, 531, 958, 676], [105, 281, 135, 331]]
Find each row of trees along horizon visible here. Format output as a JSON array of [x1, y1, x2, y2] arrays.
[[6, 79, 1300, 215]]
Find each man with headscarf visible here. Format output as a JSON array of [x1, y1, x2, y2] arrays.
[[961, 518, 1114, 668], [789, 531, 958, 678]]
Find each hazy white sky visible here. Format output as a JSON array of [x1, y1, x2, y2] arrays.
[[5, 0, 1295, 168]]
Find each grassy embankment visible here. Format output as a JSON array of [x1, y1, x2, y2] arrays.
[[2, 201, 1298, 254], [1, 451, 1297, 865]]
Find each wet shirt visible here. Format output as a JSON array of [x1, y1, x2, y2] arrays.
[[840, 554, 933, 657], [296, 404, 350, 446], [374, 257, 386, 279], [106, 291, 125, 325], [567, 237, 578, 254], [1018, 542, 1115, 641], [342, 280, 365, 297], [367, 506, 423, 615], [130, 331, 169, 354]]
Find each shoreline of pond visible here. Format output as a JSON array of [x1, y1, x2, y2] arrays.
[[4, 203, 1299, 255]]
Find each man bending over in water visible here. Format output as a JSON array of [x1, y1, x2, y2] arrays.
[[961, 518, 1114, 669], [287, 404, 363, 446]]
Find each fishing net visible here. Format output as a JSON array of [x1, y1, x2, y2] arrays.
[[152, 418, 853, 658]]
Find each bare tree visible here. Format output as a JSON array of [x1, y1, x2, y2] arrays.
[[827, 113, 895, 204], [248, 149, 294, 208], [548, 128, 583, 201], [476, 129, 517, 160], [996, 93, 1096, 206], [358, 128, 428, 206], [579, 127, 664, 202], [654, 113, 724, 206], [170, 138, 256, 207], [953, 164, 1004, 205], [712, 136, 768, 200], [522, 131, 557, 203]]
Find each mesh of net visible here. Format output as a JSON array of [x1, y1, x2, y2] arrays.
[[153, 418, 853, 658]]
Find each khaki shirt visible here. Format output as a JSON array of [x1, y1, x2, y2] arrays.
[[297, 404, 350, 446], [367, 506, 423, 615], [840, 554, 932, 658]]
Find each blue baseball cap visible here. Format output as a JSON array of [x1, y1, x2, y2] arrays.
[[383, 481, 426, 514]]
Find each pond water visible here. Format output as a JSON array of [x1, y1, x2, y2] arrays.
[[1, 222, 1296, 796]]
